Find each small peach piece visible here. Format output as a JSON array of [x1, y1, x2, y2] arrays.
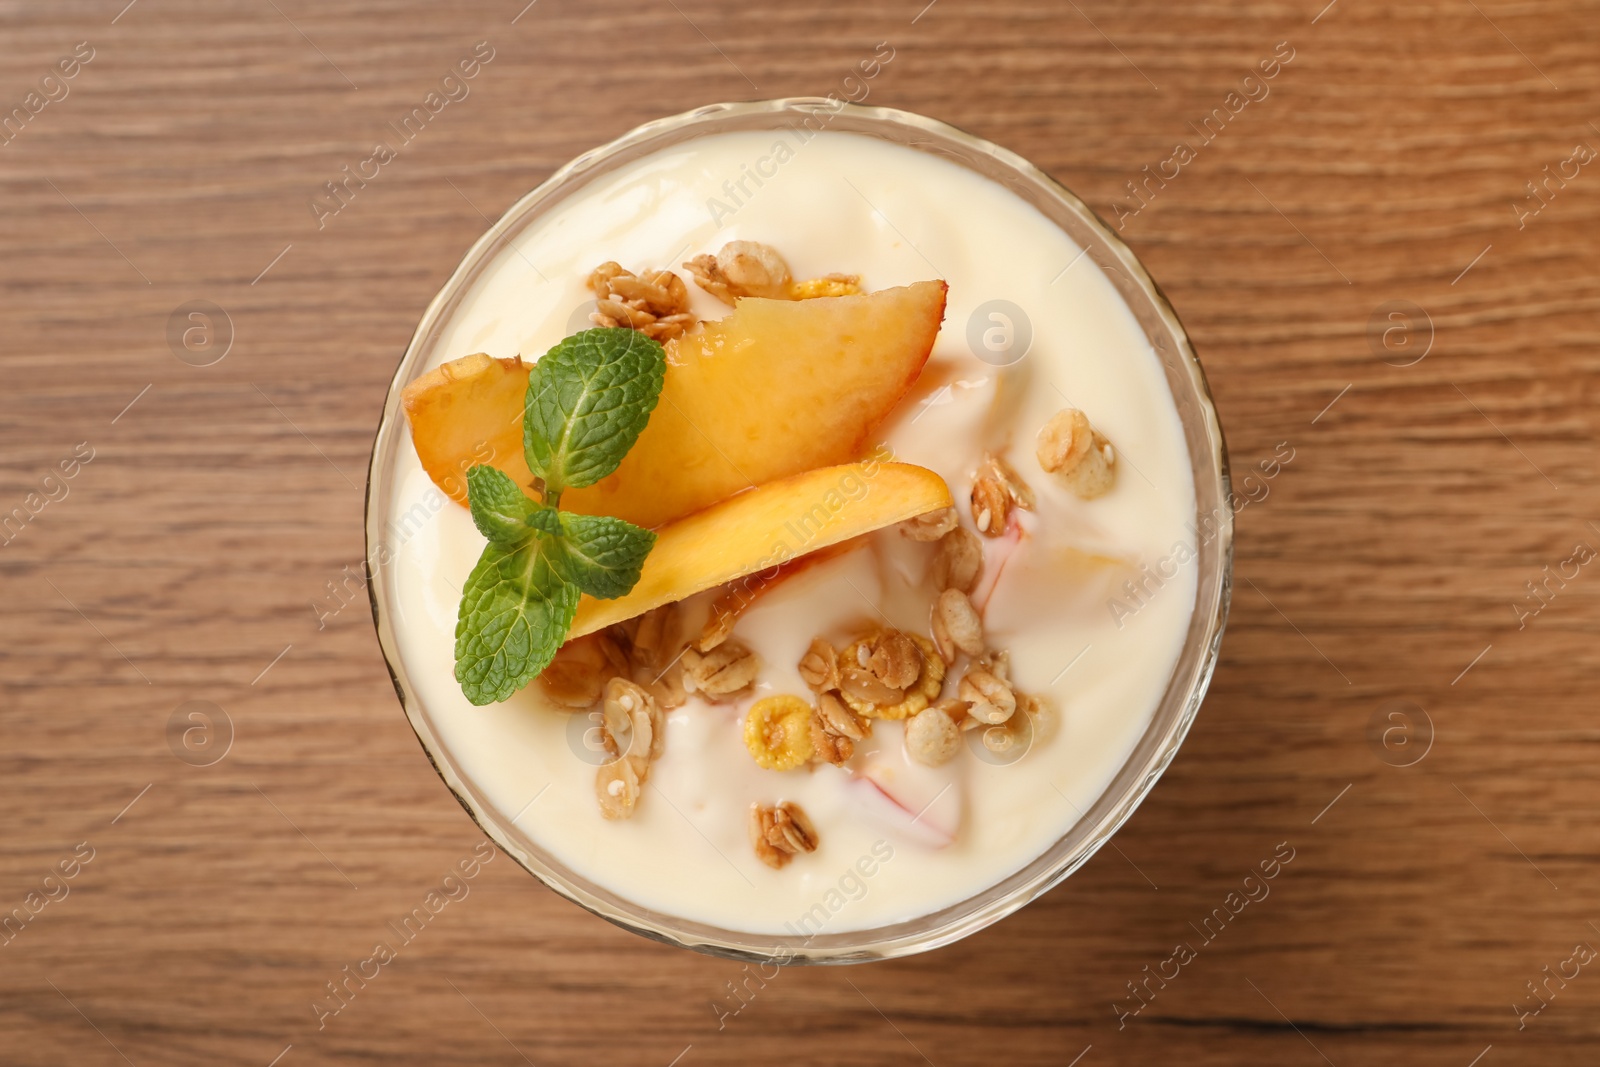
[[401, 353, 535, 506], [853, 756, 961, 848]]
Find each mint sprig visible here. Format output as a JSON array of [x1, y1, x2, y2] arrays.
[[453, 328, 665, 706]]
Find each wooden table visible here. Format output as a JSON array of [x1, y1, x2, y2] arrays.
[[3, 1, 1597, 1063]]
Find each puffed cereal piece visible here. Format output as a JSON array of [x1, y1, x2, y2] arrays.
[[905, 706, 961, 767], [743, 695, 815, 771]]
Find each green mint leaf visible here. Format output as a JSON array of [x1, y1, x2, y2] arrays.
[[466, 465, 539, 544], [525, 507, 561, 536], [453, 539, 580, 706], [523, 327, 666, 496], [544, 512, 657, 600]]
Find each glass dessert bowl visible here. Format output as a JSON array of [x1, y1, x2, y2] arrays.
[[365, 99, 1232, 963]]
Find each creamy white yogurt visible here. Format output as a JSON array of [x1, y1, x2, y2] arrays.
[[383, 130, 1196, 935]]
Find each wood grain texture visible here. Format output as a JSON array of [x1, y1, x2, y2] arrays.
[[3, 0, 1598, 1064]]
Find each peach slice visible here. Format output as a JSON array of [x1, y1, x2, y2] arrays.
[[401, 281, 948, 522], [401, 353, 534, 505], [566, 460, 952, 640], [852, 752, 962, 848]]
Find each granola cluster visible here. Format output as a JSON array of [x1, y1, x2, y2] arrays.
[[684, 241, 862, 305], [584, 240, 865, 352], [1036, 407, 1116, 499], [736, 614, 1045, 779], [904, 490, 1050, 765], [970, 452, 1035, 537], [901, 453, 1075, 758], [732, 610, 963, 786], [681, 640, 760, 700], [537, 603, 701, 820], [749, 801, 819, 870], [594, 677, 664, 820], [587, 262, 695, 342]]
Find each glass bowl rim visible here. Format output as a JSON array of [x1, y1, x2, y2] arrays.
[[364, 97, 1233, 964]]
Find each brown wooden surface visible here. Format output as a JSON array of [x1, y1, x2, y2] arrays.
[[3, 1, 1598, 1064]]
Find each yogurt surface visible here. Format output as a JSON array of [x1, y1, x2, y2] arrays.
[[382, 130, 1197, 935]]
